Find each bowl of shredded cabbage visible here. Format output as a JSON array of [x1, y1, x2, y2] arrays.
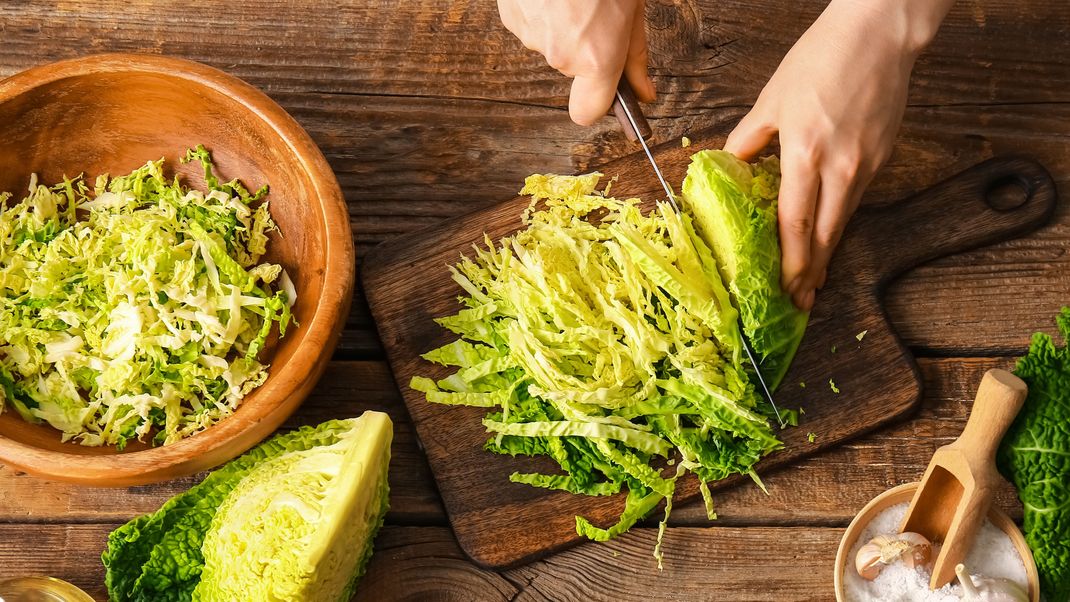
[[0, 54, 353, 485]]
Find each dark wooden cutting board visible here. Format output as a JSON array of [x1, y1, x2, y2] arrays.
[[361, 137, 1056, 569]]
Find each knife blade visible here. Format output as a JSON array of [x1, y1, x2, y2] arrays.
[[610, 80, 785, 427]]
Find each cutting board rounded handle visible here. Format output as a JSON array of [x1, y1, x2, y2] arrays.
[[849, 156, 1057, 287]]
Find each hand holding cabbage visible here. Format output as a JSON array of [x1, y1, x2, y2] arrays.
[[725, 0, 955, 310]]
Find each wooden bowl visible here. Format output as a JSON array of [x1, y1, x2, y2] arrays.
[[0, 54, 353, 485], [834, 482, 1040, 601]]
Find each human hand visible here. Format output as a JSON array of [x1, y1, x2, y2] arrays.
[[497, 0, 655, 126], [725, 0, 953, 310]]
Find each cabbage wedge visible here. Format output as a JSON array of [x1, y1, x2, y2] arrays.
[[682, 150, 808, 389], [103, 412, 393, 602]]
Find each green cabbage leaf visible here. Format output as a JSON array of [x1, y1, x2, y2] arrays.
[[682, 150, 808, 389], [998, 308, 1070, 601]]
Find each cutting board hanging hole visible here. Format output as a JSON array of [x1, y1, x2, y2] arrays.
[[985, 175, 1031, 211]]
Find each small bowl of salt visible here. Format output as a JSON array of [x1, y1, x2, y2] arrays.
[[834, 482, 1040, 602]]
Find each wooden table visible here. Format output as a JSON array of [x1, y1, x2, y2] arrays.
[[0, 1, 1067, 600]]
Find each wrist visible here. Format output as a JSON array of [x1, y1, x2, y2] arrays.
[[827, 0, 954, 58]]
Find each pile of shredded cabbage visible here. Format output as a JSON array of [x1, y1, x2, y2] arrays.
[[412, 153, 805, 565], [0, 146, 294, 447]]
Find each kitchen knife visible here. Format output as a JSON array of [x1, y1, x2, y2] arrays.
[[610, 80, 785, 426]]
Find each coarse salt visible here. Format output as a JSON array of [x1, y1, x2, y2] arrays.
[[842, 502, 1027, 601]]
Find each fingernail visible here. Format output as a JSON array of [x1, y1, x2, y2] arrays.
[[793, 288, 815, 311], [784, 275, 802, 295]]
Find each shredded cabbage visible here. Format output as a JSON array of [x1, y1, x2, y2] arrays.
[[412, 155, 798, 565], [0, 146, 294, 448]]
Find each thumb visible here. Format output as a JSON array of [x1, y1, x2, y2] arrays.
[[569, 73, 621, 126], [724, 108, 776, 160]]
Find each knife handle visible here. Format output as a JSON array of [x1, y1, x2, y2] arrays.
[[611, 79, 653, 142]]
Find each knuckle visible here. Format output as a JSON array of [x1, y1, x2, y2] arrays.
[[574, 43, 621, 77], [836, 157, 861, 183], [786, 143, 820, 168], [785, 216, 814, 237], [814, 224, 843, 249], [544, 48, 568, 72], [792, 138, 822, 161]]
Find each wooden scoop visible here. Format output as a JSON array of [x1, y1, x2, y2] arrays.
[[901, 368, 1028, 589]]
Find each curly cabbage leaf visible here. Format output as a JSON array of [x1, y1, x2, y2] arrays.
[[103, 413, 392, 602], [998, 307, 1070, 601], [682, 150, 808, 389], [411, 161, 799, 562], [0, 146, 293, 447]]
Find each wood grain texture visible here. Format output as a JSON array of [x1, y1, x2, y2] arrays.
[[362, 155, 1056, 568], [0, 0, 1065, 598], [1, 2, 1070, 359], [0, 357, 1026, 532], [0, 523, 843, 602]]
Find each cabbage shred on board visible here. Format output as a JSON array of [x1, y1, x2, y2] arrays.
[[0, 146, 293, 447], [411, 150, 808, 559]]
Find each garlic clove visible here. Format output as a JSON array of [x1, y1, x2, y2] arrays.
[[855, 541, 884, 580], [854, 531, 935, 581], [955, 563, 1030, 602], [897, 531, 932, 569]]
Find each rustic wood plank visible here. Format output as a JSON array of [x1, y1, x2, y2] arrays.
[[0, 0, 1065, 595], [1, 2, 1068, 358], [360, 526, 842, 602], [0, 1, 1064, 109], [0, 523, 843, 602], [0, 357, 1030, 529], [0, 362, 443, 525]]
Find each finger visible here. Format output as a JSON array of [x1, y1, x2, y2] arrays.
[[496, 0, 525, 38], [776, 150, 820, 303], [796, 288, 816, 312], [623, 0, 655, 102], [805, 168, 868, 294], [802, 174, 850, 303], [724, 109, 776, 161], [569, 73, 621, 126]]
